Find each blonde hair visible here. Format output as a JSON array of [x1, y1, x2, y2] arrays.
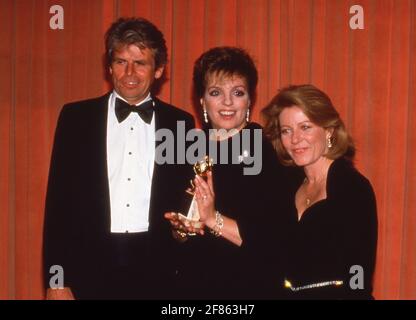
[[262, 84, 355, 166]]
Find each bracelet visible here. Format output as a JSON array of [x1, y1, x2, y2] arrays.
[[210, 211, 224, 237], [175, 229, 188, 238]]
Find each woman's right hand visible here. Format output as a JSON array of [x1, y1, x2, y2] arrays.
[[194, 171, 216, 229], [164, 212, 206, 238]]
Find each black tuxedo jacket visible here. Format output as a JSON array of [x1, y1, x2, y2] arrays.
[[43, 93, 195, 298]]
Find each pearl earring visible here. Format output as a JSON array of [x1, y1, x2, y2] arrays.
[[246, 109, 250, 122], [327, 136, 333, 148], [203, 109, 208, 123]]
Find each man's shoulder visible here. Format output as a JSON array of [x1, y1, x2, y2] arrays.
[[154, 97, 194, 121], [61, 93, 110, 114]]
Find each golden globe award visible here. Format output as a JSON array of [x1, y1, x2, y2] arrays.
[[177, 156, 213, 233]]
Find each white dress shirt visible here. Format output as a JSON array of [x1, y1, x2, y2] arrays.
[[106, 91, 155, 233]]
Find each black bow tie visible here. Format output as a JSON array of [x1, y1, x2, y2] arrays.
[[115, 98, 154, 124]]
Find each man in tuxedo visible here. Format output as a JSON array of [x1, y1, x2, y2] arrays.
[[43, 17, 195, 299]]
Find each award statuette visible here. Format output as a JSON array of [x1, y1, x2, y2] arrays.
[[177, 156, 213, 232]]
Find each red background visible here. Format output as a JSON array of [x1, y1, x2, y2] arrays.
[[0, 0, 415, 299]]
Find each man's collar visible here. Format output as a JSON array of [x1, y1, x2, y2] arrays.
[[112, 90, 152, 106]]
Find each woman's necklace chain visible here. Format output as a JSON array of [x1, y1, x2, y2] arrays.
[[303, 177, 325, 207]]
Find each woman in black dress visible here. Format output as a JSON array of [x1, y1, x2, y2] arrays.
[[262, 84, 378, 299], [165, 47, 292, 299]]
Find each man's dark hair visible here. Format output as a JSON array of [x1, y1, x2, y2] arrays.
[[105, 17, 168, 69]]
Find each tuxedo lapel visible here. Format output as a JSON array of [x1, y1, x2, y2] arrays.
[[88, 93, 112, 234], [153, 97, 169, 148], [147, 98, 194, 234], [148, 98, 165, 231]]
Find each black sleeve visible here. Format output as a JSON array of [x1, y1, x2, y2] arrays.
[[336, 175, 378, 299], [187, 113, 196, 130], [236, 138, 294, 297], [43, 105, 78, 290], [237, 138, 291, 250]]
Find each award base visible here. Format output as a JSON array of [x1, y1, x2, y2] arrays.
[[177, 195, 203, 233]]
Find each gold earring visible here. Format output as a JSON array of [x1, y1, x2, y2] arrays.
[[327, 136, 333, 148], [246, 109, 250, 122], [203, 109, 208, 123]]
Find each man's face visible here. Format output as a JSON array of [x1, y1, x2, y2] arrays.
[[109, 44, 164, 105]]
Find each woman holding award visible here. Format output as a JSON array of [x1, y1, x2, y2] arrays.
[[165, 47, 292, 299]]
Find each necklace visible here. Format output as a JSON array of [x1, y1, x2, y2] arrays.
[[302, 159, 333, 208], [302, 178, 312, 207], [303, 177, 324, 207]]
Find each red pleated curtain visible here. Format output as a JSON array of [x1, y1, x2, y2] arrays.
[[0, 0, 415, 299]]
